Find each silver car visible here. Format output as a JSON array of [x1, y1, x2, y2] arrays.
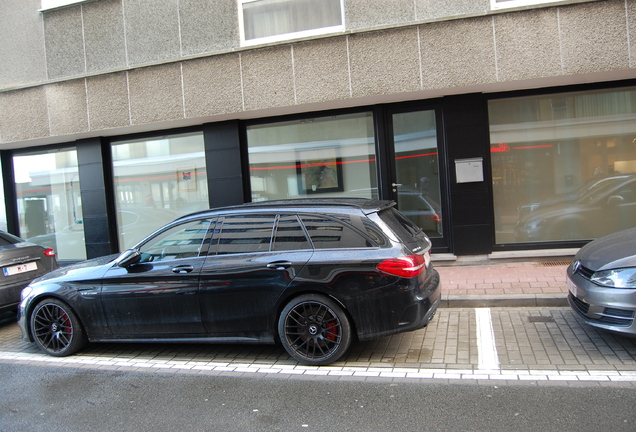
[[567, 227, 636, 335]]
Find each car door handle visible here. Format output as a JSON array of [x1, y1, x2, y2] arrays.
[[172, 265, 194, 274], [267, 261, 292, 270]]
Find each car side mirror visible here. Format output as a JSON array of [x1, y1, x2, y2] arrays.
[[116, 249, 142, 268], [607, 195, 624, 206]]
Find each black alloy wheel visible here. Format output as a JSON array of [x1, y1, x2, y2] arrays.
[[278, 294, 352, 366], [30, 299, 86, 357]]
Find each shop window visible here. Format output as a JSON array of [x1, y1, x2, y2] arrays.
[[13, 148, 86, 261], [111, 132, 208, 251], [247, 112, 377, 201], [239, 0, 344, 46], [489, 87, 636, 244]]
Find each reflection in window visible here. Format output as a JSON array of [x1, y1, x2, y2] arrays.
[[273, 215, 310, 251], [112, 133, 208, 251], [240, 0, 343, 46], [215, 215, 275, 255], [489, 87, 636, 243], [392, 110, 443, 238], [247, 113, 377, 201], [0, 158, 5, 232], [301, 216, 371, 249], [14, 148, 86, 261], [140, 219, 212, 263]]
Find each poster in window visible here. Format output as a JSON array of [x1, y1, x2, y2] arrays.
[[297, 152, 343, 194], [178, 166, 197, 192]]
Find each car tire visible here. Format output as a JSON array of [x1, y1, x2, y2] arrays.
[[278, 294, 352, 366], [30, 298, 87, 357]]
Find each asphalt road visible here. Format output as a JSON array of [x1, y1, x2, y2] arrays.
[[1, 362, 635, 432]]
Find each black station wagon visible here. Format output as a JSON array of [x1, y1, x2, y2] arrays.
[[18, 199, 441, 365]]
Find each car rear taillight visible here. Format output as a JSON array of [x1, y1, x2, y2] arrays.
[[43, 248, 56, 257], [377, 254, 426, 278]]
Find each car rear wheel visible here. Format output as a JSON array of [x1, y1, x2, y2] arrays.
[[30, 299, 86, 357], [278, 294, 352, 366]]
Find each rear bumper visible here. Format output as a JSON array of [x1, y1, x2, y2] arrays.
[[355, 267, 442, 341]]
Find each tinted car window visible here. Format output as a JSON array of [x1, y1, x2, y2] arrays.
[[300, 215, 372, 249], [215, 214, 276, 255], [139, 219, 213, 262], [273, 215, 311, 251], [378, 207, 422, 238]]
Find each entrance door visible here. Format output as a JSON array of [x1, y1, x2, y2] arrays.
[[388, 109, 445, 243]]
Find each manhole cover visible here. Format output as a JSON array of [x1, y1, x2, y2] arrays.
[[528, 316, 555, 323]]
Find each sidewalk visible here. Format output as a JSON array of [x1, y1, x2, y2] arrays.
[[435, 259, 571, 308]]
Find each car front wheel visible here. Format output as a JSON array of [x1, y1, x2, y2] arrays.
[[30, 298, 86, 357], [278, 294, 352, 366]]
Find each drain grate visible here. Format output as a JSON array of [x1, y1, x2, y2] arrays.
[[528, 316, 556, 323], [533, 261, 572, 267]]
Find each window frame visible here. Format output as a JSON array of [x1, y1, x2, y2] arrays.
[[40, 0, 96, 12], [490, 0, 575, 10]]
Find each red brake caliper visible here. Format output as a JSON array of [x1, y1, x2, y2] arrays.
[[325, 320, 338, 341]]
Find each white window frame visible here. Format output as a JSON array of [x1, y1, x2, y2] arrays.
[[490, 0, 566, 10], [238, 0, 345, 47], [40, 0, 95, 12]]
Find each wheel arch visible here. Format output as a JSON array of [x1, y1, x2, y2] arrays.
[[23, 292, 84, 342], [272, 288, 357, 343]]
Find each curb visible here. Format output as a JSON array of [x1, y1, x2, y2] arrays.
[[441, 294, 569, 308]]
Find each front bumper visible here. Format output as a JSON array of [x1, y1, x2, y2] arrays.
[[567, 267, 636, 335]]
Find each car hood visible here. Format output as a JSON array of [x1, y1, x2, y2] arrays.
[[575, 228, 636, 271], [30, 253, 119, 284]]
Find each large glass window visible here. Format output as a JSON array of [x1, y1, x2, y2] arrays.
[[239, 0, 344, 46], [112, 133, 209, 251], [247, 112, 377, 201], [391, 110, 443, 238], [489, 87, 636, 244], [14, 148, 85, 260]]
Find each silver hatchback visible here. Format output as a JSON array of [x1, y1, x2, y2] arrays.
[[567, 227, 636, 335]]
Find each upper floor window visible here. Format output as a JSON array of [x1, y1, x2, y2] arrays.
[[239, 0, 344, 46], [40, 0, 95, 12], [490, 0, 570, 10]]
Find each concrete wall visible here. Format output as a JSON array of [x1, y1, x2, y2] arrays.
[[0, 0, 632, 148]]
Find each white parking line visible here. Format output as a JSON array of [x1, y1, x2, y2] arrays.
[[475, 308, 500, 370], [1, 351, 635, 382]]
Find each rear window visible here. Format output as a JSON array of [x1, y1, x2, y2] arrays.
[[0, 232, 23, 246], [300, 215, 374, 249], [377, 208, 427, 243]]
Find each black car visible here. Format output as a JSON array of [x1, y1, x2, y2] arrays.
[[18, 199, 441, 365], [0, 231, 58, 313]]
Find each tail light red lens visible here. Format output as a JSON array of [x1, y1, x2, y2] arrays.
[[377, 254, 426, 278], [43, 248, 56, 257]]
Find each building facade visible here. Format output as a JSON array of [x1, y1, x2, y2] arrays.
[[1, 0, 635, 263]]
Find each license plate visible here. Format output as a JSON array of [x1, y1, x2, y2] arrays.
[[3, 261, 37, 276], [567, 277, 578, 297]]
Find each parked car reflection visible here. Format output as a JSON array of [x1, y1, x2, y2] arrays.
[[27, 207, 180, 258], [515, 174, 636, 242], [517, 174, 634, 219]]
